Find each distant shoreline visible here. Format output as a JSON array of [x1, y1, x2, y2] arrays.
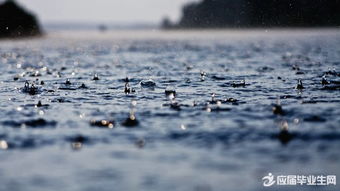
[[1, 27, 340, 42], [43, 22, 340, 32], [32, 28, 340, 43], [162, 0, 340, 29], [162, 26, 340, 30]]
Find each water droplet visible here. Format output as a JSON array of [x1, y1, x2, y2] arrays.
[[0, 140, 8, 150], [168, 93, 175, 101], [280, 121, 289, 131], [180, 124, 186, 130], [216, 101, 222, 106], [140, 79, 156, 88], [65, 79, 71, 85], [131, 100, 137, 107], [295, 79, 304, 89], [165, 86, 176, 97], [92, 73, 99, 80], [200, 71, 206, 81], [71, 142, 82, 150]]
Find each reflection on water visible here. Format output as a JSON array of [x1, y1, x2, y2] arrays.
[[0, 30, 339, 191]]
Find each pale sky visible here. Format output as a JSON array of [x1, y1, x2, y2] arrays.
[[13, 0, 196, 24]]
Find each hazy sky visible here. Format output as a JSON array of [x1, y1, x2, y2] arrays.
[[14, 0, 196, 24]]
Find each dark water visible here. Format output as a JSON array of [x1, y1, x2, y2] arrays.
[[0, 30, 339, 191]]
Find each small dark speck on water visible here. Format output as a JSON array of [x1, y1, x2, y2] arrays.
[[65, 78, 71, 85], [92, 73, 100, 80], [295, 79, 304, 89], [122, 114, 139, 127], [79, 83, 87, 89], [90, 119, 115, 128]]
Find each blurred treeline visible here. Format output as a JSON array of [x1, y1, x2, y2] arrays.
[[162, 0, 340, 28]]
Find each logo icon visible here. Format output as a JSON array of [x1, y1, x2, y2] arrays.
[[263, 173, 276, 187]]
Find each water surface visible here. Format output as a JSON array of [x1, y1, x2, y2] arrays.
[[0, 29, 339, 191]]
